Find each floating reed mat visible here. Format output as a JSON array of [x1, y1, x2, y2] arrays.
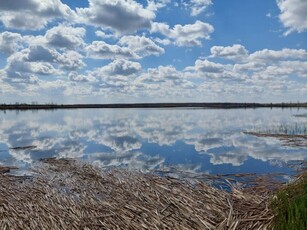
[[1, 159, 275, 229]]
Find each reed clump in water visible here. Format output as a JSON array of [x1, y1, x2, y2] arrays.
[[0, 159, 275, 229], [244, 123, 307, 148]]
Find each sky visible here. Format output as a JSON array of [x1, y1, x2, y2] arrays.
[[0, 0, 306, 104]]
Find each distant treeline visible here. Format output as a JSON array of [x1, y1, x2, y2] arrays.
[[0, 102, 307, 110]]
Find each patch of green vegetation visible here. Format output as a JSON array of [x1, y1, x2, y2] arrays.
[[271, 172, 307, 230]]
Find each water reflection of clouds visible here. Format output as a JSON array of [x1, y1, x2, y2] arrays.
[[90, 151, 164, 172], [0, 109, 306, 173]]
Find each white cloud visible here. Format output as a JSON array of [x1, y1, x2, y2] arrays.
[[77, 60, 142, 91], [86, 41, 137, 60], [194, 60, 225, 73], [95, 31, 117, 40], [98, 59, 141, 76], [233, 62, 266, 73], [16, 45, 85, 71], [76, 0, 155, 34], [22, 35, 46, 47], [154, 38, 172, 45], [45, 25, 86, 49], [210, 44, 248, 60], [68, 71, 96, 82], [5, 51, 60, 83], [249, 48, 307, 62], [86, 36, 164, 60], [189, 0, 212, 16], [147, 0, 170, 11], [5, 50, 48, 81], [24, 45, 57, 63], [277, 0, 307, 35], [119, 35, 164, 57], [175, 0, 212, 16], [138, 65, 182, 84], [184, 46, 307, 91], [0, 0, 74, 30], [134, 65, 196, 97], [0, 32, 22, 54], [151, 20, 214, 46], [2, 45, 86, 85], [57, 51, 86, 70]]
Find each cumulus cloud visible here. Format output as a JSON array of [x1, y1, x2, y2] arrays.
[[4, 51, 60, 83], [86, 36, 164, 60], [78, 60, 142, 91], [147, 0, 170, 11], [57, 51, 86, 70], [194, 60, 225, 73], [154, 38, 172, 45], [183, 45, 307, 88], [249, 48, 307, 62], [95, 31, 117, 40], [5, 47, 57, 79], [138, 65, 182, 84], [24, 45, 57, 63], [98, 59, 141, 76], [277, 0, 307, 35], [210, 44, 248, 60], [134, 65, 196, 97], [119, 35, 164, 57], [68, 71, 96, 82], [189, 0, 212, 16], [45, 25, 86, 49], [2, 44, 86, 85], [86, 41, 137, 59], [0, 0, 74, 30], [151, 20, 214, 46], [17, 45, 85, 71], [0, 32, 22, 54], [76, 0, 155, 34]]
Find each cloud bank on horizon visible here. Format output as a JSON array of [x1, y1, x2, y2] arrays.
[[0, 0, 306, 103]]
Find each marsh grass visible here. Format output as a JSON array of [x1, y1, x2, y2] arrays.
[[245, 123, 307, 147], [271, 172, 307, 230], [294, 113, 307, 118], [251, 123, 307, 136]]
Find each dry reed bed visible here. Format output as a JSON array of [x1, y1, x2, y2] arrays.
[[244, 132, 307, 148], [1, 159, 274, 229]]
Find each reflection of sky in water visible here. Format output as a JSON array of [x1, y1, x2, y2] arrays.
[[0, 108, 306, 175]]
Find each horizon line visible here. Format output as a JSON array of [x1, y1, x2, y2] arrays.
[[1, 102, 307, 110]]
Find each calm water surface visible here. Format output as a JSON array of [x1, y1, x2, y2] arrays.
[[0, 108, 306, 176]]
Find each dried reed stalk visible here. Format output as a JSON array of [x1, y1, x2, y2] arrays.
[[0, 159, 275, 229]]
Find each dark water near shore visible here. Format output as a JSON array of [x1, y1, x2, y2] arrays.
[[0, 108, 306, 177]]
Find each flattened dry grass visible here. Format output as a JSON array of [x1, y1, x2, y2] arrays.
[[244, 132, 307, 148], [1, 159, 275, 229]]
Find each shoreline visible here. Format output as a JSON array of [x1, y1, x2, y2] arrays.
[[1, 102, 307, 110]]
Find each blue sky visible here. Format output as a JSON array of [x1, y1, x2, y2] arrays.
[[0, 0, 306, 103]]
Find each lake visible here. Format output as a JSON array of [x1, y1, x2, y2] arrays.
[[0, 108, 306, 178]]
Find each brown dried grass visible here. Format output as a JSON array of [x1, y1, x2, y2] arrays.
[[244, 132, 307, 148], [0, 159, 275, 229]]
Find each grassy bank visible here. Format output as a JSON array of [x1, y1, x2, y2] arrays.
[[271, 172, 307, 230]]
